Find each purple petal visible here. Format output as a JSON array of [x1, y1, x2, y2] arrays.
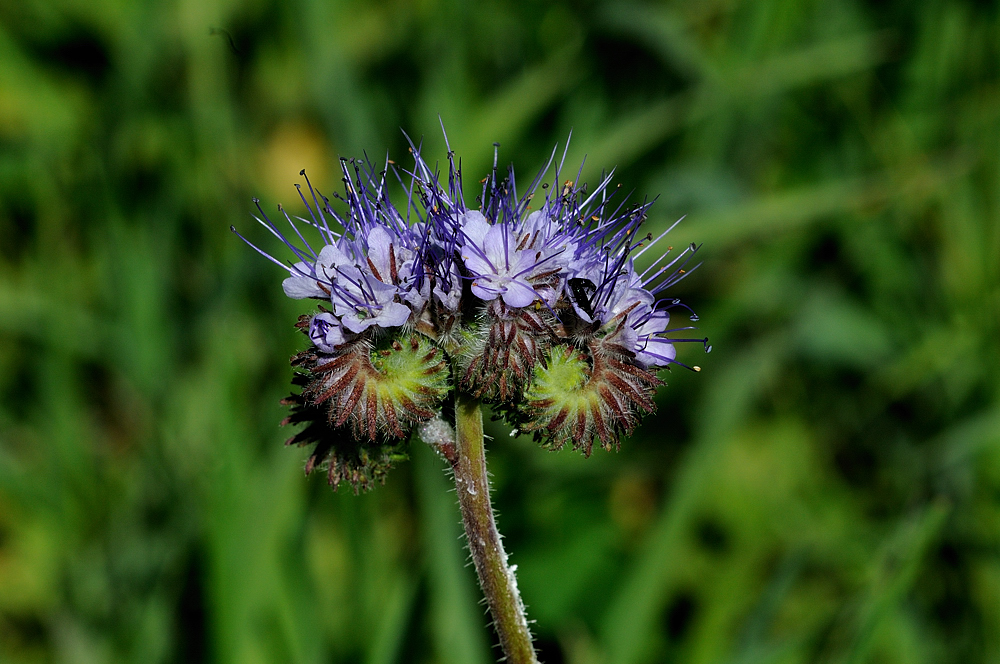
[[365, 226, 393, 281], [634, 309, 670, 337], [460, 211, 490, 246], [501, 279, 538, 308], [341, 313, 374, 333], [482, 225, 511, 268], [368, 277, 399, 302], [464, 254, 494, 277], [471, 279, 501, 302], [636, 338, 676, 367], [283, 267, 325, 299], [376, 301, 412, 328], [317, 243, 351, 268]]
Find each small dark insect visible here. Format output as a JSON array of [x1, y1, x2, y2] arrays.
[[568, 277, 598, 319]]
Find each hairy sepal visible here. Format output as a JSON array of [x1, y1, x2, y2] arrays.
[[281, 318, 450, 491], [460, 299, 556, 403], [280, 376, 409, 493], [518, 341, 662, 455]]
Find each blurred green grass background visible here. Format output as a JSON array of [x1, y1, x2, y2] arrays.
[[1, 0, 998, 662]]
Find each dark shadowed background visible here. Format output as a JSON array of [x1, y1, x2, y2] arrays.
[[1, 1, 999, 662]]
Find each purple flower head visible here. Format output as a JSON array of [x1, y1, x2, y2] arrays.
[[401, 134, 710, 370], [235, 128, 710, 373], [425, 144, 588, 311], [328, 262, 413, 333], [237, 127, 711, 488], [234, 155, 453, 348], [466, 139, 708, 369]]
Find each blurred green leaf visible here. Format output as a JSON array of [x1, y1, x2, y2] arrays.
[[601, 338, 786, 664]]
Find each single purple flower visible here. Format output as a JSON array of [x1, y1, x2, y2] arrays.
[[459, 211, 545, 308], [234, 157, 449, 349], [329, 263, 412, 333], [308, 312, 351, 352]]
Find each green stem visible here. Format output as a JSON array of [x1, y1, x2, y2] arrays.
[[452, 392, 538, 664]]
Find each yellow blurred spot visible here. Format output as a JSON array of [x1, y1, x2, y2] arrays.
[[259, 122, 332, 202]]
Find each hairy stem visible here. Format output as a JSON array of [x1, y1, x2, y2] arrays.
[[452, 392, 538, 663]]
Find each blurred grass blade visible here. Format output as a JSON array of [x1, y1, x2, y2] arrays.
[[582, 97, 687, 178], [689, 160, 967, 249], [938, 406, 1000, 471], [599, 3, 715, 80], [576, 31, 889, 178], [600, 337, 786, 664], [715, 32, 891, 100], [365, 574, 418, 664], [838, 501, 949, 664], [434, 45, 584, 178], [728, 552, 807, 664]]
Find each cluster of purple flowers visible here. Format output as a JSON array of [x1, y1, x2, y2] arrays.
[[235, 134, 710, 484], [236, 138, 707, 372], [240, 164, 440, 352]]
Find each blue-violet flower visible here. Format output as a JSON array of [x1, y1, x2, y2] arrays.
[[234, 135, 710, 488]]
